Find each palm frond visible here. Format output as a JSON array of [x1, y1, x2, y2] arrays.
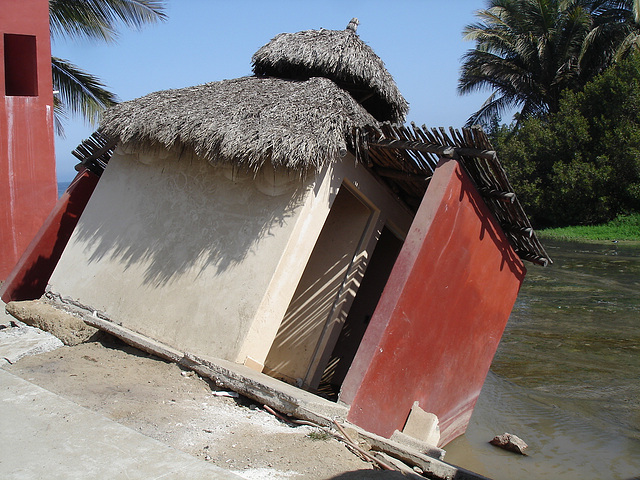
[[464, 90, 520, 127], [49, 0, 166, 42], [458, 0, 630, 122], [52, 56, 118, 134]]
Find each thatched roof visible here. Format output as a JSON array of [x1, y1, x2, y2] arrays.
[[99, 75, 377, 171], [354, 123, 552, 266], [82, 19, 551, 266], [252, 18, 408, 124], [76, 122, 552, 266]]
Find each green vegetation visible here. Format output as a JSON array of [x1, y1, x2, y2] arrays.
[[491, 54, 640, 227], [306, 429, 332, 441], [538, 213, 640, 241], [460, 0, 640, 229], [459, 0, 640, 126]]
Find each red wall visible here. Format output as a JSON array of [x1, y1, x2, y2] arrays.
[[0, 0, 57, 280], [341, 158, 526, 446], [1, 168, 99, 303]]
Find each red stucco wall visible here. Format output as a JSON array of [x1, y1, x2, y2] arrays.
[[341, 158, 526, 447], [1, 168, 99, 302], [1, 0, 57, 279]]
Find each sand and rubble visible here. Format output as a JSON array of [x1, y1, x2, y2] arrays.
[[1, 304, 415, 480]]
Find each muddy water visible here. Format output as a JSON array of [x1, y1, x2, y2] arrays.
[[445, 240, 640, 479]]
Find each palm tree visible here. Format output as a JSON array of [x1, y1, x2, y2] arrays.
[[49, 0, 166, 134], [458, 0, 598, 127], [583, 0, 640, 66], [458, 0, 640, 127]]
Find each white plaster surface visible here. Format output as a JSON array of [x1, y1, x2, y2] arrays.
[[48, 151, 414, 371], [48, 152, 313, 361], [0, 302, 63, 365], [0, 369, 242, 479]]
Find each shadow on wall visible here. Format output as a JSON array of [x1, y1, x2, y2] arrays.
[[454, 167, 526, 279], [263, 185, 372, 387], [71, 154, 312, 287]]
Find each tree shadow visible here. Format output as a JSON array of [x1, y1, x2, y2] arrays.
[[71, 155, 312, 287]]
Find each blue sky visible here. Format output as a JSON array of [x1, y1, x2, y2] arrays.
[[52, 0, 493, 181]]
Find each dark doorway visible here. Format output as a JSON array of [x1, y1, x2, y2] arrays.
[[318, 226, 404, 400]]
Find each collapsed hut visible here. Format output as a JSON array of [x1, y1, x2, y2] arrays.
[[45, 19, 550, 450]]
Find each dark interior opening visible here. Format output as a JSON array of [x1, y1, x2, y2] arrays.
[[317, 225, 404, 401], [263, 186, 373, 390], [4, 34, 38, 96]]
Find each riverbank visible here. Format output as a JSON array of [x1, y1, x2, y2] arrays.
[[537, 213, 640, 243]]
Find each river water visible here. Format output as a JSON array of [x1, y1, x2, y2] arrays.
[[445, 239, 640, 479]]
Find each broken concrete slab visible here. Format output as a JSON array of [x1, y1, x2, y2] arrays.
[[0, 323, 63, 364], [394, 401, 441, 448], [390, 430, 443, 458], [0, 303, 63, 364], [81, 309, 184, 363], [372, 451, 426, 479], [5, 300, 100, 346], [181, 352, 349, 426]]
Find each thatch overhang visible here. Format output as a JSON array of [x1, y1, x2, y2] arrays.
[[353, 123, 552, 266], [252, 18, 408, 124], [98, 75, 377, 172], [76, 121, 551, 266]]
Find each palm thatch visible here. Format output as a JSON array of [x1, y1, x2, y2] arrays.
[[252, 18, 408, 124], [99, 75, 377, 172], [87, 19, 551, 266], [354, 123, 552, 266]]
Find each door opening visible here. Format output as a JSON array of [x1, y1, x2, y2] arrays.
[[263, 186, 373, 389], [318, 226, 404, 400]]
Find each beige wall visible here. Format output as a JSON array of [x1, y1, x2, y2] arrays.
[[49, 148, 413, 369], [49, 151, 314, 361]]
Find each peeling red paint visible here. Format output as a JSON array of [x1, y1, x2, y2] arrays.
[[341, 158, 526, 447]]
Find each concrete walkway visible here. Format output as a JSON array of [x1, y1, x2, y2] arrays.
[[0, 368, 244, 479], [0, 300, 242, 479]]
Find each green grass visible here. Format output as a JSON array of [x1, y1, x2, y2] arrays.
[[306, 430, 331, 441], [538, 214, 640, 242]]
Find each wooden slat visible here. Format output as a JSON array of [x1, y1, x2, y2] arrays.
[[355, 123, 552, 266]]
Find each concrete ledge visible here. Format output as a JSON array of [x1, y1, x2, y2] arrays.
[[347, 425, 490, 480], [181, 352, 349, 427], [83, 313, 184, 364]]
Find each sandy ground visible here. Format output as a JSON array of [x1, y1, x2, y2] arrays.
[[1, 323, 415, 480]]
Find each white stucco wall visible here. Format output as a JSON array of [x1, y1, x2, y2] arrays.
[[49, 148, 414, 368], [48, 151, 315, 361], [237, 157, 415, 376]]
